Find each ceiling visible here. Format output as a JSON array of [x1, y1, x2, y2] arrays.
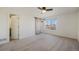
[[33, 7, 79, 18], [0, 7, 79, 18]]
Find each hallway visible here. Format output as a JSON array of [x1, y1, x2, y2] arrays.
[[0, 33, 79, 51]]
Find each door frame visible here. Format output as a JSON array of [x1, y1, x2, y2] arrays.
[[34, 17, 44, 35], [9, 14, 20, 41]]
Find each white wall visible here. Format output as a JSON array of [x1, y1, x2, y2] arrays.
[[44, 12, 77, 39], [77, 11, 79, 41], [10, 8, 35, 40], [0, 10, 9, 44], [0, 8, 36, 44], [7, 8, 35, 39], [20, 13, 35, 39]]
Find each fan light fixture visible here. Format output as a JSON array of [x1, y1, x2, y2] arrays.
[[38, 7, 53, 14], [41, 10, 46, 14]]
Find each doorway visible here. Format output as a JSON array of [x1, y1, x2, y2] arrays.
[[9, 14, 19, 41], [35, 17, 44, 35]]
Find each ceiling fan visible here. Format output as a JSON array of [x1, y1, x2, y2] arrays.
[[38, 7, 53, 14]]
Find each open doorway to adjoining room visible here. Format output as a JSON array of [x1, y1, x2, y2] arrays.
[[9, 14, 20, 41]]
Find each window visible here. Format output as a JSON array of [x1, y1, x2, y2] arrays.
[[44, 18, 57, 30]]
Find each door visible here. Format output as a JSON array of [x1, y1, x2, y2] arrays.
[[35, 18, 44, 34], [10, 16, 19, 40]]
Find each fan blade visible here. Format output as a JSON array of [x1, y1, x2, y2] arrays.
[[46, 9, 53, 11], [38, 7, 46, 10], [38, 7, 42, 10]]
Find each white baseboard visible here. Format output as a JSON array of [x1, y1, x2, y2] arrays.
[[0, 40, 9, 45], [44, 32, 77, 40]]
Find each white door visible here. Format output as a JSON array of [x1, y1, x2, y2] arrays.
[[10, 16, 19, 40], [35, 19, 44, 34]]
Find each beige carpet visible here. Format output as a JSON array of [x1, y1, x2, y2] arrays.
[[0, 33, 79, 51]]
